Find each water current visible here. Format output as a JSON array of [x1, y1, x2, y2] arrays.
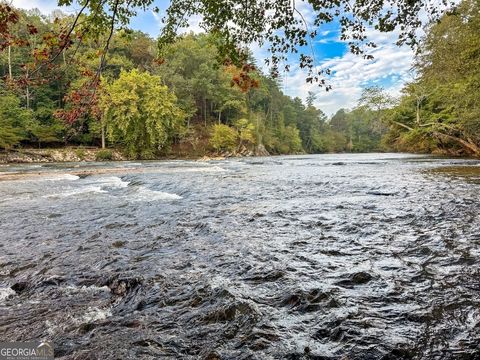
[[0, 153, 479, 359]]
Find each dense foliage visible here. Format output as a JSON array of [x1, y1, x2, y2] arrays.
[[0, 90, 32, 149], [100, 69, 185, 158], [0, 6, 355, 158], [0, 1, 477, 159], [21, 0, 453, 88], [382, 0, 480, 156]]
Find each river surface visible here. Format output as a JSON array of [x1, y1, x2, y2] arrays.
[[1, 153, 480, 359]]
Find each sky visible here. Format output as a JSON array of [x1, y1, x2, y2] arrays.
[[12, 0, 416, 116]]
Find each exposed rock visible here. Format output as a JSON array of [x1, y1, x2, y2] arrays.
[[104, 276, 142, 296], [197, 155, 225, 162], [0, 148, 125, 164], [255, 144, 270, 157], [11, 282, 28, 294]]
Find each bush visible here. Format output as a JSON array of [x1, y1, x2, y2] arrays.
[[235, 118, 255, 145], [75, 148, 86, 160], [281, 125, 303, 153], [209, 124, 238, 151], [95, 149, 113, 161]]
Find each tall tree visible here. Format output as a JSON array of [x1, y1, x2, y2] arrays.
[[99, 69, 186, 158]]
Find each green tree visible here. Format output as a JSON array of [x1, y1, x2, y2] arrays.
[[235, 118, 255, 147], [280, 125, 303, 154], [386, 0, 480, 156], [100, 69, 185, 158], [209, 123, 238, 151], [0, 90, 32, 149], [156, 34, 220, 125], [16, 0, 452, 91]]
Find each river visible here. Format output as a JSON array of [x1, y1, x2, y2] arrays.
[[0, 153, 479, 359]]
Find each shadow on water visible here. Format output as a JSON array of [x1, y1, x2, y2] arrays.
[[0, 154, 479, 359]]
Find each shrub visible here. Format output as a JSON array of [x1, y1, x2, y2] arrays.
[[209, 124, 238, 151], [235, 118, 255, 145], [95, 149, 113, 161], [281, 125, 303, 153], [75, 148, 86, 160]]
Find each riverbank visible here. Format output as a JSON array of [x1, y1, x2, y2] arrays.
[[0, 144, 271, 164], [0, 148, 126, 164]]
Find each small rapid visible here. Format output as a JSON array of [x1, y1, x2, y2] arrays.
[[0, 154, 479, 359]]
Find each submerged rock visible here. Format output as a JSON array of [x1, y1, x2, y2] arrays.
[[335, 271, 373, 287], [254, 144, 270, 157], [104, 277, 142, 296]]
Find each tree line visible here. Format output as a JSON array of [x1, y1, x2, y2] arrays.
[[0, 5, 377, 159], [383, 0, 480, 156]]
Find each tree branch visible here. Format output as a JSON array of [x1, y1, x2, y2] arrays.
[[30, 0, 90, 77]]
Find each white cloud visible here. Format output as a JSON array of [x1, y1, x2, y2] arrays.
[[280, 29, 414, 116], [12, 0, 76, 14], [151, 9, 204, 35]]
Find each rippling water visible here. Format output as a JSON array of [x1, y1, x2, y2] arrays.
[[1, 153, 480, 359]]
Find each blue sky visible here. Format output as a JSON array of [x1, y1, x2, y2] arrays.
[[13, 0, 415, 115]]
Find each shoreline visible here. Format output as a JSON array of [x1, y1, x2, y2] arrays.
[[0, 146, 270, 165], [1, 147, 477, 168]]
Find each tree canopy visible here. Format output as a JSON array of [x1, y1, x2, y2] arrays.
[[381, 0, 480, 156], [100, 69, 185, 158], [1, 0, 456, 88]]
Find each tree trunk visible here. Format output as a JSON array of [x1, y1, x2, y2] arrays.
[[416, 100, 421, 125], [204, 97, 207, 127], [25, 69, 30, 109], [390, 119, 414, 131], [433, 131, 480, 156], [256, 114, 260, 145], [8, 45, 12, 80], [101, 124, 106, 149], [26, 86, 30, 109], [218, 110, 221, 124]]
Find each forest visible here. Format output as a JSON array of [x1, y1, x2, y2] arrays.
[[0, 0, 478, 159]]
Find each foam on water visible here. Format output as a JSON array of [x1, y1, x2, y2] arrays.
[[41, 176, 129, 199], [125, 162, 142, 166], [0, 288, 16, 302], [78, 307, 112, 324], [1, 173, 81, 183], [94, 176, 130, 188], [134, 187, 182, 201], [166, 166, 227, 173], [43, 174, 80, 181], [62, 285, 111, 295], [44, 185, 107, 198]]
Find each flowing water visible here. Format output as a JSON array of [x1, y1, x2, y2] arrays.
[[0, 153, 479, 359]]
